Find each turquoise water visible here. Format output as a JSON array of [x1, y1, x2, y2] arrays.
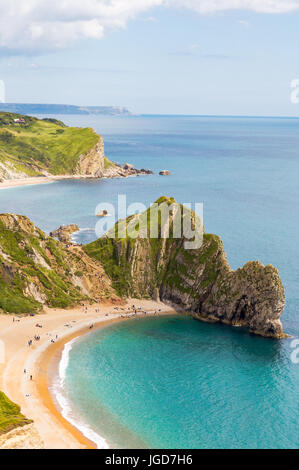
[[65, 315, 299, 449], [0, 114, 298, 447]]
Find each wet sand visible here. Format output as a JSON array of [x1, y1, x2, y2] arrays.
[[0, 299, 176, 449]]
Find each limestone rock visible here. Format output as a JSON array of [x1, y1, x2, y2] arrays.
[[85, 197, 286, 339], [50, 224, 79, 243], [124, 163, 134, 170], [0, 214, 118, 313], [77, 135, 105, 177], [96, 210, 109, 217]]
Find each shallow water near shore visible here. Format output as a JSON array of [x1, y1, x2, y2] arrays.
[[0, 114, 298, 447], [63, 315, 299, 449]]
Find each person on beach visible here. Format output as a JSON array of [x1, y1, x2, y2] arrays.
[[24, 369, 26, 374], [30, 375, 32, 381]]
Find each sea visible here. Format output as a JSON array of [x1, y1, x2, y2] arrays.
[[0, 114, 298, 448]]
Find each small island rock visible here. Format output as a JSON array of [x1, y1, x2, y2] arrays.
[[97, 210, 109, 217]]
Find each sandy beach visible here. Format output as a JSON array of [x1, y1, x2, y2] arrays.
[[0, 299, 176, 449], [0, 175, 101, 190]]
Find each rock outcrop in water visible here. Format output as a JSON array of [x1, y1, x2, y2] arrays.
[[49, 224, 79, 243], [85, 197, 286, 339]]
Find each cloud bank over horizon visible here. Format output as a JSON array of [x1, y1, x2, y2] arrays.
[[1, 0, 299, 53]]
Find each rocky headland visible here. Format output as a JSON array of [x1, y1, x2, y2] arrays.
[[0, 112, 152, 182], [85, 197, 286, 339], [49, 224, 79, 243]]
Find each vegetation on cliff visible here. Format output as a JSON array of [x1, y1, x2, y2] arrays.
[[0, 392, 32, 435], [0, 214, 116, 314], [0, 198, 286, 338], [0, 111, 99, 178], [0, 112, 153, 181], [85, 197, 285, 338]]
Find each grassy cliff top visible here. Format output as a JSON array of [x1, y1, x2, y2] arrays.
[[0, 213, 117, 314], [0, 391, 32, 435], [0, 111, 99, 176]]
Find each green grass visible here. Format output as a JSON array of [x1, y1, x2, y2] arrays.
[[84, 200, 223, 300], [84, 237, 133, 297], [0, 111, 99, 175], [0, 391, 32, 435], [104, 157, 116, 169], [0, 215, 87, 314]]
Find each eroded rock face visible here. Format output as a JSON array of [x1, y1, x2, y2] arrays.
[[0, 214, 118, 313], [85, 197, 286, 338], [160, 238, 286, 339], [76, 138, 153, 179], [77, 136, 105, 177], [50, 224, 79, 243]]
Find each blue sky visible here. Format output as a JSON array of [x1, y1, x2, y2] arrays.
[[0, 1, 299, 115]]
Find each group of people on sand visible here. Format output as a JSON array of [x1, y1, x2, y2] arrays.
[[28, 332, 42, 346], [117, 304, 162, 318], [24, 369, 33, 381], [82, 303, 101, 315]]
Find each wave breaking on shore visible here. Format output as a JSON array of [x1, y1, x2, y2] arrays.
[[51, 338, 110, 449]]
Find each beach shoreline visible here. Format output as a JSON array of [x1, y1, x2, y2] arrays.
[[0, 175, 102, 190], [0, 300, 176, 449]]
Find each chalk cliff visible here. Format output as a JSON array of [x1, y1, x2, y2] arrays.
[[76, 135, 105, 177], [0, 112, 152, 181], [85, 197, 286, 339], [0, 214, 118, 313], [0, 199, 286, 338]]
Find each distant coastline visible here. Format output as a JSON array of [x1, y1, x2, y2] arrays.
[[0, 103, 132, 116]]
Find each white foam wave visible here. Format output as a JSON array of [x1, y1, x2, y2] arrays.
[[52, 338, 109, 449], [76, 227, 95, 232]]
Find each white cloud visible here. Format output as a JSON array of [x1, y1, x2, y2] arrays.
[[0, 0, 163, 52], [238, 19, 250, 26], [144, 16, 159, 22], [0, 0, 298, 53], [166, 0, 299, 14]]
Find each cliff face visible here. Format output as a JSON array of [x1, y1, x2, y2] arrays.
[[0, 201, 286, 338], [49, 224, 79, 243], [76, 135, 105, 177], [0, 391, 32, 436], [0, 112, 152, 181], [85, 197, 286, 339], [0, 214, 118, 313]]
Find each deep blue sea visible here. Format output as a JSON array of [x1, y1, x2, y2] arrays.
[[0, 115, 298, 448]]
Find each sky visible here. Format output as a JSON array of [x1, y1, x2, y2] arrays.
[[0, 0, 299, 115]]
